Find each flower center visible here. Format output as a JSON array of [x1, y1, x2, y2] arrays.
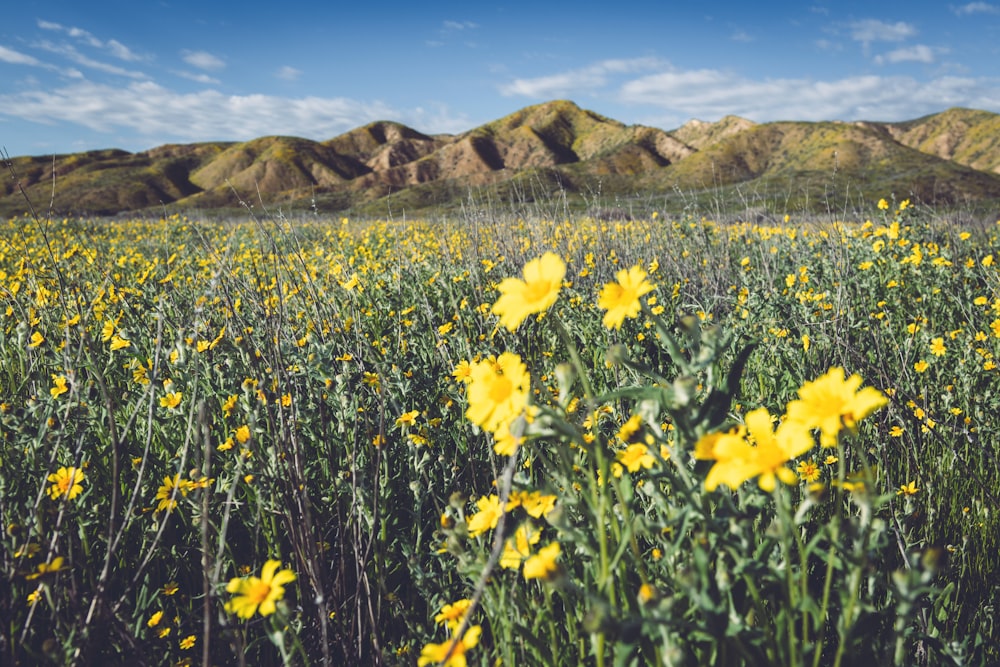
[[246, 580, 272, 604], [525, 280, 552, 303], [488, 376, 512, 404]]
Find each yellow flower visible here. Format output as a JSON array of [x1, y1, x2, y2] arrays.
[[159, 391, 183, 409], [222, 394, 238, 417], [155, 474, 187, 513], [340, 273, 360, 291], [464, 353, 529, 434], [28, 331, 45, 348], [47, 466, 85, 501], [179, 635, 196, 650], [491, 252, 566, 331], [796, 459, 820, 483], [914, 360, 929, 373], [597, 265, 656, 330], [878, 198, 889, 210], [466, 495, 502, 538], [395, 410, 420, 428], [617, 443, 656, 473], [929, 337, 946, 357], [110, 335, 131, 351], [434, 599, 473, 631], [491, 420, 522, 456], [506, 490, 557, 518], [147, 611, 164, 627], [523, 541, 561, 580], [417, 625, 482, 667], [50, 374, 69, 398], [699, 408, 814, 492], [26, 557, 66, 580], [500, 523, 542, 570], [897, 481, 920, 496], [785, 367, 887, 447], [616, 414, 643, 443], [235, 425, 251, 444], [225, 559, 296, 619], [451, 360, 473, 384]]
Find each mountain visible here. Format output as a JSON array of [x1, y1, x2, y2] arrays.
[[879, 107, 1000, 175], [3, 101, 1000, 218], [653, 119, 1000, 204], [672, 115, 756, 150]]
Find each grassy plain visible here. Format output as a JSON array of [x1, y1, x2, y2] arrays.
[[1, 199, 998, 665]]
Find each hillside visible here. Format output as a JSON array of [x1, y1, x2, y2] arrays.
[[653, 120, 1000, 205], [880, 107, 1000, 175], [3, 101, 1000, 218]]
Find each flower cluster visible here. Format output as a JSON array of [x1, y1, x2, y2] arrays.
[[696, 368, 887, 492]]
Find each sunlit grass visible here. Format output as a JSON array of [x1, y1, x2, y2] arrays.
[[1, 202, 998, 665]]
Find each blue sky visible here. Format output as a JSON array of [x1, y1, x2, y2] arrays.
[[2, 1, 999, 157]]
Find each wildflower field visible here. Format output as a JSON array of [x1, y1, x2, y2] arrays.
[[1, 200, 999, 666]]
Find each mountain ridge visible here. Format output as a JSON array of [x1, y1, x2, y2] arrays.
[[3, 101, 1000, 217]]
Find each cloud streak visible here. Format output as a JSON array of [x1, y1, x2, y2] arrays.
[[848, 19, 918, 48], [498, 57, 666, 98], [498, 54, 1000, 126], [619, 69, 1000, 123], [952, 2, 1000, 15], [0, 81, 455, 142], [34, 40, 147, 78], [874, 44, 943, 65], [0, 43, 83, 78], [182, 50, 226, 70], [37, 20, 143, 61]]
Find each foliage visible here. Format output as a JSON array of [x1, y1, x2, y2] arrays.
[[0, 199, 998, 665]]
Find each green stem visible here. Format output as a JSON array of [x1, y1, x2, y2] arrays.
[[774, 486, 799, 667]]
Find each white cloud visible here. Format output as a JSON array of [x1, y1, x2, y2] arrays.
[[499, 57, 666, 98], [276, 66, 302, 81], [174, 70, 221, 84], [619, 68, 1000, 123], [182, 50, 225, 70], [848, 19, 918, 49], [35, 40, 147, 78], [0, 81, 412, 142], [0, 43, 84, 78], [443, 20, 478, 31], [874, 44, 942, 65], [953, 2, 999, 14], [37, 19, 142, 61], [106, 39, 141, 62], [0, 45, 42, 66], [731, 30, 754, 43]]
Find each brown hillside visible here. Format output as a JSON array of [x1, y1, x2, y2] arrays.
[[4, 101, 1000, 218], [2, 145, 228, 216], [672, 115, 756, 150], [659, 119, 1000, 204], [189, 136, 368, 193], [323, 121, 449, 171], [880, 107, 1000, 174]]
